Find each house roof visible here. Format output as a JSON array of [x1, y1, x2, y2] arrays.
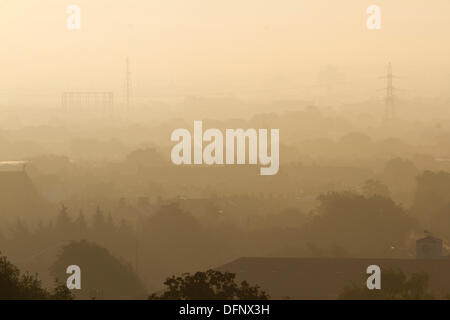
[[417, 236, 442, 243], [217, 257, 450, 299], [0, 171, 52, 218]]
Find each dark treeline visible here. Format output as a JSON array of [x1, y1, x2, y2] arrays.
[[3, 166, 450, 296]]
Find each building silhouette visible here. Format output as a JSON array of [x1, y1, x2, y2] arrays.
[[416, 234, 443, 259]]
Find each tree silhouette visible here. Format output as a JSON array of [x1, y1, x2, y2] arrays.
[[0, 252, 73, 300], [56, 204, 73, 237], [51, 240, 145, 299], [149, 269, 269, 300], [362, 179, 390, 199], [303, 192, 415, 256], [74, 210, 88, 237], [413, 170, 450, 219]]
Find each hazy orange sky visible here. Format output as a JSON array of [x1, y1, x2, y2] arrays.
[[1, 0, 449, 102]]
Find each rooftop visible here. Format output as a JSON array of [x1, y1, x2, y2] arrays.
[[217, 257, 450, 299]]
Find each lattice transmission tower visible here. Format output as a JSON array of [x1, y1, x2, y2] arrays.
[[125, 56, 132, 110], [383, 62, 395, 122]]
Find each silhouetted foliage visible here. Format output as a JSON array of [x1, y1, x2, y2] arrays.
[[0, 252, 73, 300], [51, 240, 145, 299], [413, 171, 450, 217], [302, 192, 416, 256], [362, 179, 390, 199], [149, 270, 269, 300]]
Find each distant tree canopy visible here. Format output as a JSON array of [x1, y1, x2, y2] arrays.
[[149, 270, 269, 300], [51, 240, 146, 299], [383, 158, 418, 184], [362, 179, 390, 199], [413, 170, 450, 217], [412, 170, 450, 239], [340, 132, 372, 146], [339, 269, 434, 300], [126, 147, 165, 166], [302, 192, 416, 256], [0, 252, 73, 300], [381, 157, 418, 205]]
